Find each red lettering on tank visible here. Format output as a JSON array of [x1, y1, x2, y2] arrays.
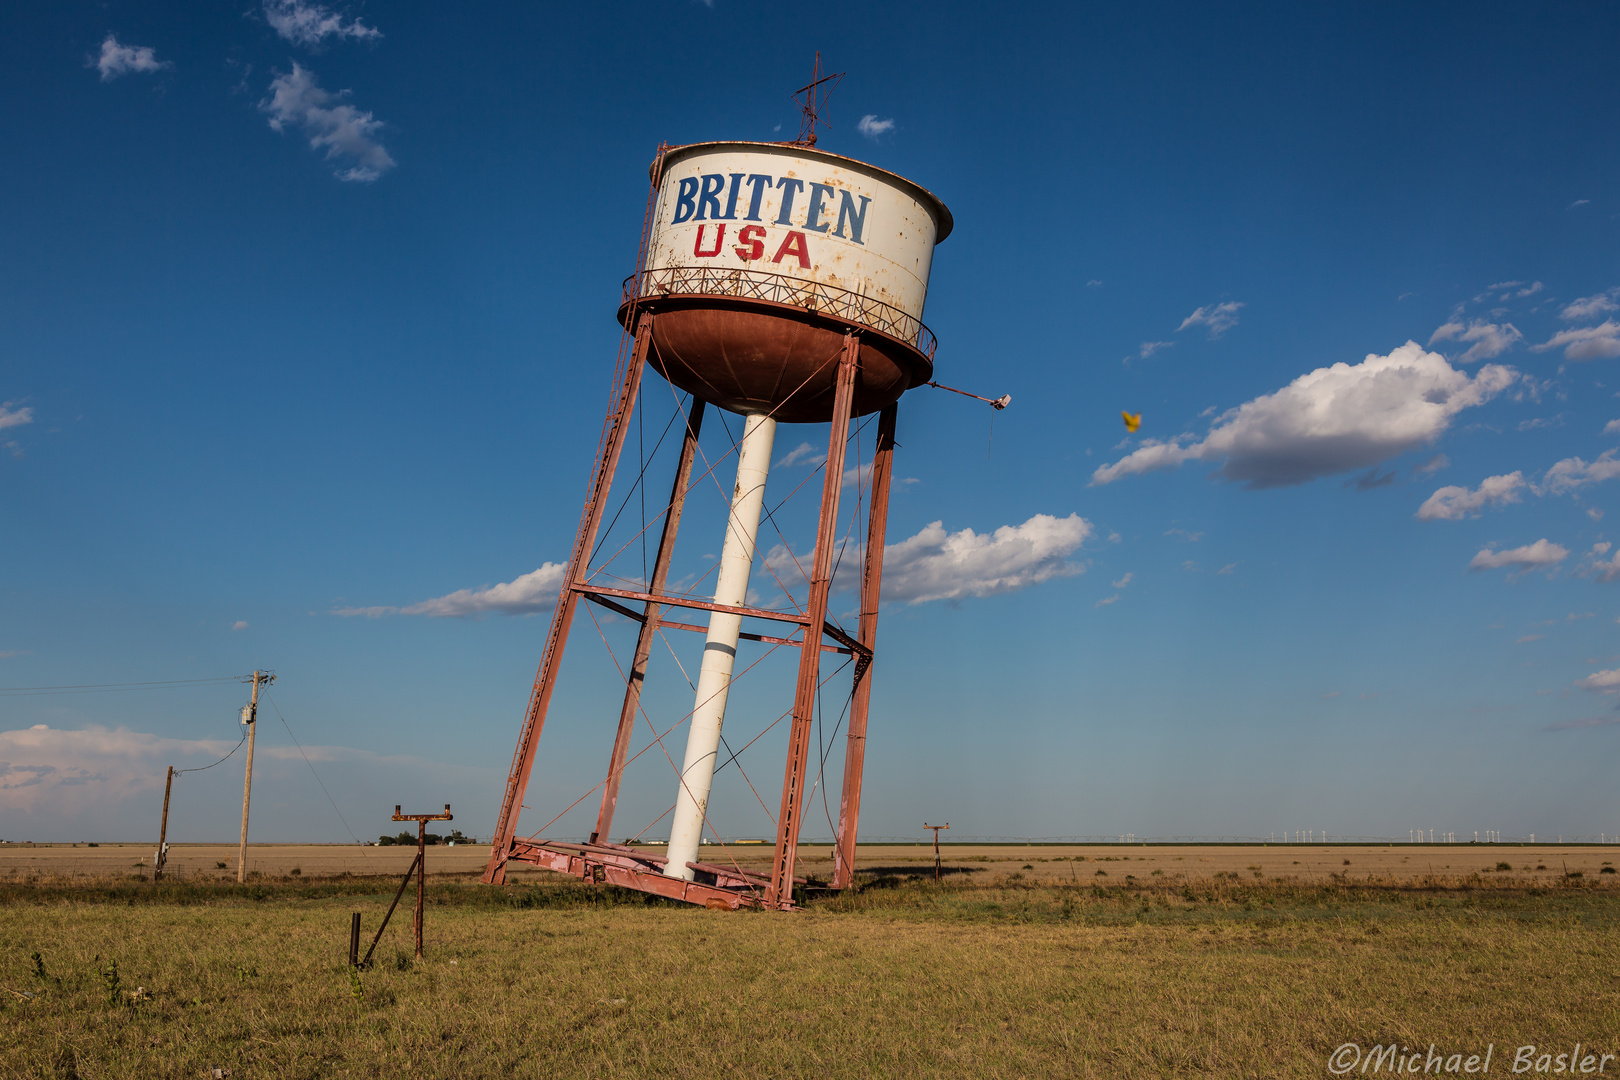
[[732, 224, 766, 261], [693, 224, 725, 258], [771, 230, 811, 269]]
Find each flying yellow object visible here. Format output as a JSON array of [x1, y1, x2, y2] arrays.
[[1122, 411, 1142, 433]]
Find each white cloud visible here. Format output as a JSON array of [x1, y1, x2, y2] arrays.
[[1177, 301, 1244, 339], [1467, 539, 1568, 573], [1111, 572, 1133, 589], [1429, 319, 1523, 364], [0, 723, 495, 827], [0, 403, 33, 431], [263, 0, 381, 46], [1560, 290, 1618, 321], [1216, 563, 1236, 575], [1576, 668, 1620, 694], [1547, 715, 1620, 730], [857, 115, 895, 140], [1094, 594, 1120, 608], [879, 513, 1092, 604], [0, 725, 235, 813], [231, 620, 249, 631], [1568, 199, 1591, 210], [337, 563, 567, 618], [1537, 449, 1620, 496], [261, 64, 395, 182], [1534, 321, 1620, 361], [1515, 282, 1544, 298], [346, 513, 1072, 621], [1138, 341, 1173, 359], [1415, 472, 1524, 521], [1091, 343, 1515, 489], [1580, 543, 1620, 583], [775, 442, 823, 468], [94, 35, 169, 81], [1603, 420, 1620, 436], [1413, 453, 1449, 476]]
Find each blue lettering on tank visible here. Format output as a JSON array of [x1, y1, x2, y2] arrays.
[[721, 174, 744, 220], [833, 191, 872, 245], [672, 177, 699, 224], [743, 174, 773, 221], [774, 177, 805, 225], [693, 174, 726, 221], [804, 183, 836, 234]]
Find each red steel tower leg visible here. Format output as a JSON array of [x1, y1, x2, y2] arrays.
[[765, 334, 858, 908], [590, 398, 706, 845], [831, 402, 897, 889], [483, 314, 654, 885]]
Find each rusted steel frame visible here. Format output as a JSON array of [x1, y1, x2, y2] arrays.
[[579, 590, 853, 655], [518, 838, 794, 891], [832, 406, 897, 889], [508, 841, 780, 910], [360, 850, 421, 969], [821, 621, 870, 657], [590, 401, 706, 846], [481, 320, 652, 886], [624, 266, 937, 360], [766, 334, 859, 909], [568, 582, 810, 626]]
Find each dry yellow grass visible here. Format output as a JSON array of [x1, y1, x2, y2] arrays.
[[3, 863, 1620, 1078]]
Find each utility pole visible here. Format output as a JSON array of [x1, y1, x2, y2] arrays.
[[154, 765, 174, 882], [237, 670, 274, 883], [924, 822, 949, 881], [393, 804, 452, 960]]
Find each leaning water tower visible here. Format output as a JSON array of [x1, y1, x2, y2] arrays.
[[482, 71, 957, 910]]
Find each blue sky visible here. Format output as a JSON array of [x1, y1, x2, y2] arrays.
[[5, 2, 1620, 846]]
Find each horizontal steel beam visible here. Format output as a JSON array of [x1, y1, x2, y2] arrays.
[[571, 583, 810, 626], [579, 591, 855, 654]]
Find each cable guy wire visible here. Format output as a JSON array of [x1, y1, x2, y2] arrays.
[[264, 693, 369, 853]]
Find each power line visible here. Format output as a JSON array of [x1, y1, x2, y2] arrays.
[[173, 730, 249, 775], [0, 675, 250, 698], [263, 693, 370, 856]]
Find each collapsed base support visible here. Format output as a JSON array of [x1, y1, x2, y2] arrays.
[[498, 839, 807, 911]]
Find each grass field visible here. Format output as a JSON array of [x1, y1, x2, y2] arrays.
[[4, 847, 1620, 1078]]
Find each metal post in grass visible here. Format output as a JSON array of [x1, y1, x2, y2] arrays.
[[924, 822, 949, 881], [154, 765, 174, 882], [392, 804, 452, 961]]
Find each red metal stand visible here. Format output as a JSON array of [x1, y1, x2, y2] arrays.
[[765, 335, 858, 908], [481, 322, 900, 909], [482, 317, 651, 886], [833, 403, 896, 889]]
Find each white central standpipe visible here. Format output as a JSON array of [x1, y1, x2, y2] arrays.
[[663, 412, 776, 880]]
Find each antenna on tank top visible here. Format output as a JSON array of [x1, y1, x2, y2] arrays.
[[790, 52, 845, 148]]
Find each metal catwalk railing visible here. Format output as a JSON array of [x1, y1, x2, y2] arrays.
[[623, 265, 937, 361]]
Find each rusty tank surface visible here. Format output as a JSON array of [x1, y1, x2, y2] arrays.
[[618, 140, 953, 423]]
